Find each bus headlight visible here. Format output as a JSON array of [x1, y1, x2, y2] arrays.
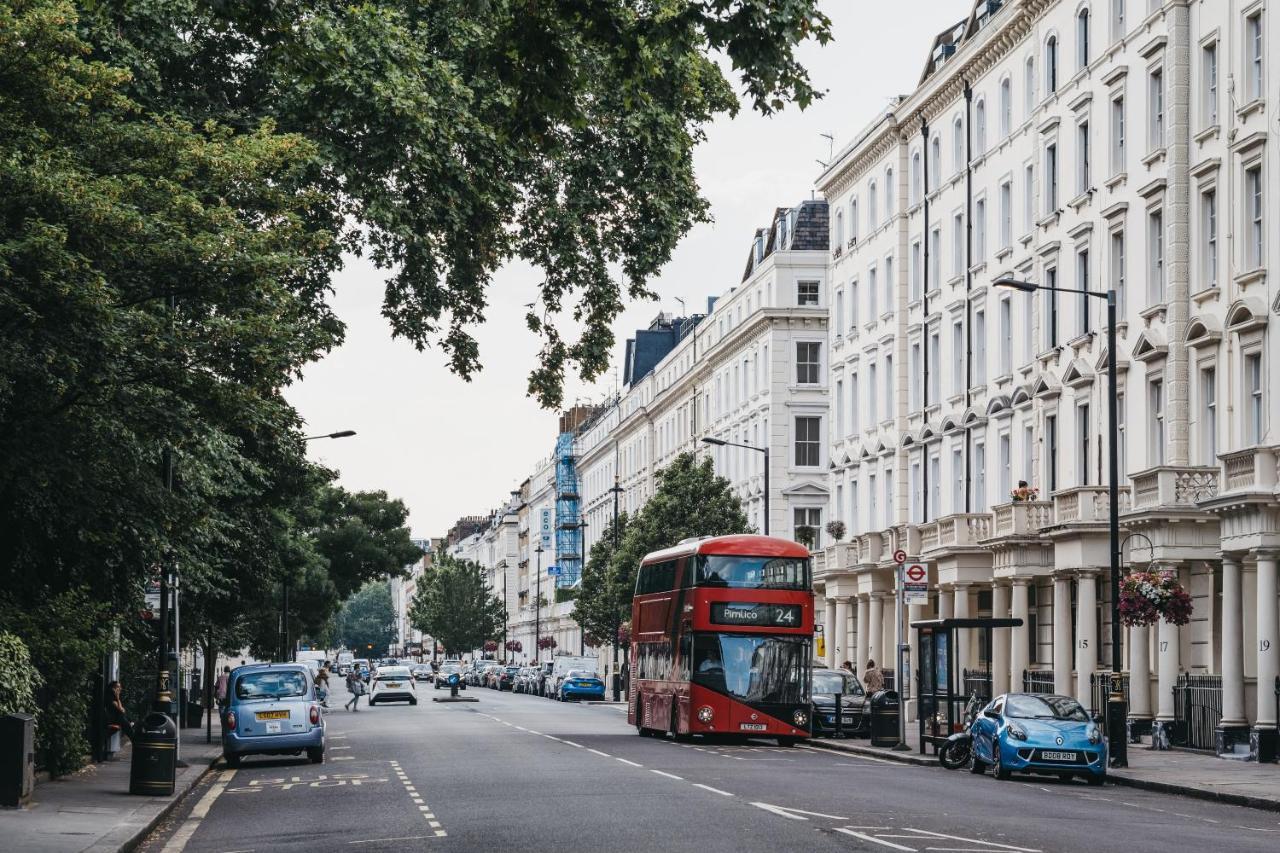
[[697, 706, 714, 723], [792, 709, 809, 727]]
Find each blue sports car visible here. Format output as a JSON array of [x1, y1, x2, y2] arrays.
[[557, 670, 606, 701], [969, 693, 1105, 785]]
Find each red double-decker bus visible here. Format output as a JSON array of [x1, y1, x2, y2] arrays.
[[628, 534, 814, 745]]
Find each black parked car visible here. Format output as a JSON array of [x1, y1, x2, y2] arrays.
[[809, 668, 870, 737]]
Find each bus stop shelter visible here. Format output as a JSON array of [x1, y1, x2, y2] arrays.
[[912, 617, 1022, 756]]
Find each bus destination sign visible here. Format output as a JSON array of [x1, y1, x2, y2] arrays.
[[710, 602, 802, 628]]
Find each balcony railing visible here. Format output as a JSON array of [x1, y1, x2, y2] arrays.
[[989, 501, 1053, 537], [1128, 465, 1220, 511], [1219, 446, 1278, 494], [920, 513, 995, 552], [856, 533, 883, 564], [813, 550, 829, 578], [1052, 485, 1132, 524]]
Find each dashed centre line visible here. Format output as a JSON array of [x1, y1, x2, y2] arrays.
[[389, 760, 446, 839], [693, 783, 733, 797]]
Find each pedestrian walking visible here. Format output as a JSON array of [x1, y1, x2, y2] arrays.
[[345, 669, 364, 711], [315, 665, 331, 708], [105, 680, 133, 742], [214, 666, 231, 707], [862, 659, 884, 693], [840, 660, 855, 676]]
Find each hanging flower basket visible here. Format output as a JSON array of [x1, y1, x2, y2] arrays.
[[616, 622, 631, 645], [537, 635, 557, 650], [582, 633, 601, 649], [482, 640, 499, 652], [1119, 569, 1193, 627], [505, 640, 523, 653]]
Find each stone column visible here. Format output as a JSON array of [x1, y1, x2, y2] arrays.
[[1128, 623, 1152, 732], [825, 597, 839, 669], [1217, 553, 1248, 754], [1253, 550, 1279, 761], [907, 601, 925, 717], [833, 596, 850, 668], [1010, 579, 1031, 692], [1075, 570, 1098, 707], [952, 584, 972, 685], [1153, 564, 1182, 749], [882, 590, 897, 682], [992, 582, 1011, 695], [868, 593, 885, 670], [855, 595, 870, 674], [1052, 574, 1072, 695]]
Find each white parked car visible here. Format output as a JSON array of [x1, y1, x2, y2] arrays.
[[369, 666, 417, 706]]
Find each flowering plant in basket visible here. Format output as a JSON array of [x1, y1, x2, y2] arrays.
[[1119, 569, 1193, 627], [537, 635, 557, 650], [483, 640, 499, 652]]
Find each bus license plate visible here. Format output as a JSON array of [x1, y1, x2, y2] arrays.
[[1041, 750, 1075, 762], [739, 723, 767, 732]]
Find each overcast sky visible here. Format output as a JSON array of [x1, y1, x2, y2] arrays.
[[287, 1, 966, 538]]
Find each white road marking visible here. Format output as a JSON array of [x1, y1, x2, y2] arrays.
[[749, 802, 806, 821], [331, 756, 355, 760], [330, 746, 352, 750], [588, 748, 610, 757], [563, 740, 584, 748], [616, 758, 643, 767], [527, 729, 542, 735], [751, 803, 848, 820], [649, 770, 684, 780], [693, 784, 733, 797], [160, 768, 238, 852], [834, 829, 914, 851], [796, 745, 897, 764], [902, 829, 1040, 852]]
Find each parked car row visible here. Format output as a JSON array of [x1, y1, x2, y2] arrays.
[[459, 658, 607, 702]]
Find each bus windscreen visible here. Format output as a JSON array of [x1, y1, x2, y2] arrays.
[[694, 555, 809, 590], [691, 634, 809, 704]]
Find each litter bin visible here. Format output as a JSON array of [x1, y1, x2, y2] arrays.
[[869, 690, 901, 747], [186, 694, 204, 728], [0, 713, 36, 808], [129, 712, 177, 796]]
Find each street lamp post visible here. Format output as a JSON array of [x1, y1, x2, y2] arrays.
[[609, 478, 625, 701], [286, 429, 357, 661], [995, 276, 1126, 768], [701, 437, 769, 535], [535, 543, 543, 666]]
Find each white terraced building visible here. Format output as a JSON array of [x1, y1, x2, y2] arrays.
[[815, 0, 1279, 760]]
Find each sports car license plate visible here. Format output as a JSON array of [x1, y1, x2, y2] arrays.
[[256, 710, 289, 720], [739, 723, 767, 731], [1040, 750, 1075, 762]]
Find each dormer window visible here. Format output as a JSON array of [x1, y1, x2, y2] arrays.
[[754, 235, 765, 264], [778, 212, 789, 249]]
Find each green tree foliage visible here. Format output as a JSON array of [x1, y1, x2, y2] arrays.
[[75, 0, 831, 407], [574, 453, 750, 641], [409, 555, 506, 657], [331, 581, 398, 657], [0, 632, 42, 719]]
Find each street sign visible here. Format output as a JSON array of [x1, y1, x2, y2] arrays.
[[547, 565, 561, 576], [892, 549, 907, 564], [902, 561, 930, 606]]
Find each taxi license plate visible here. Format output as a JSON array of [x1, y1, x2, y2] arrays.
[[256, 710, 289, 720], [1041, 750, 1075, 762], [385, 682, 401, 688], [739, 723, 767, 732]]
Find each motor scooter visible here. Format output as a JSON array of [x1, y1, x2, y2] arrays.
[[938, 693, 982, 769]]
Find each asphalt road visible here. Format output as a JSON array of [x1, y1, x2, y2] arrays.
[[140, 679, 1280, 853]]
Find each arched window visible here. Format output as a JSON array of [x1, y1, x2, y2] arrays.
[[850, 198, 859, 244], [999, 76, 1013, 137], [1024, 55, 1036, 115], [1077, 8, 1091, 68], [930, 135, 942, 186], [974, 98, 987, 154], [911, 151, 923, 204], [1046, 35, 1059, 93], [835, 209, 845, 248], [953, 116, 964, 173], [885, 167, 895, 217], [868, 181, 879, 228]]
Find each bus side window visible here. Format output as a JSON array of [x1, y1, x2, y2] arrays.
[[677, 627, 692, 681]]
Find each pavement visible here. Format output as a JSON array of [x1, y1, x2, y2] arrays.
[[0, 718, 224, 853], [810, 723, 1280, 811], [123, 680, 1280, 853]]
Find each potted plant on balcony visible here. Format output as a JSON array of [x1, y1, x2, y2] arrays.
[[1010, 480, 1039, 502], [825, 520, 847, 542], [1119, 569, 1193, 626], [795, 525, 817, 549]]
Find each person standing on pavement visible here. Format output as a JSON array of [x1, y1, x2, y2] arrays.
[[862, 659, 884, 693], [840, 660, 855, 676], [214, 666, 231, 708], [344, 668, 364, 712], [314, 665, 331, 708], [105, 680, 133, 741]]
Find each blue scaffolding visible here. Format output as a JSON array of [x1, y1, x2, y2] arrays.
[[553, 432, 581, 587]]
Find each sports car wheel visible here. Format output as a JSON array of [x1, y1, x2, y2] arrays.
[[992, 745, 1010, 780], [1086, 772, 1106, 787]]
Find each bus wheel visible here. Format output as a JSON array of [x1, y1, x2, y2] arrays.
[[776, 737, 799, 748]]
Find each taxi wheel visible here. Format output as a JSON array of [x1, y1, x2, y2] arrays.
[[224, 753, 241, 768], [409, 698, 418, 706], [307, 748, 324, 764]]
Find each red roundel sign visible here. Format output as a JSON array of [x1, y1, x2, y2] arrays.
[[892, 549, 907, 564], [905, 564, 927, 583]]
